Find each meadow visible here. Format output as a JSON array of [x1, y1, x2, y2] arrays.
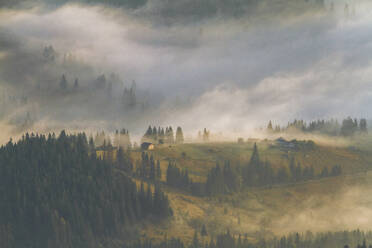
[[130, 137, 372, 243]]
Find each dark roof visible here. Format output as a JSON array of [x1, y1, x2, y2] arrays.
[[275, 137, 297, 150], [276, 137, 287, 143], [141, 142, 154, 149]]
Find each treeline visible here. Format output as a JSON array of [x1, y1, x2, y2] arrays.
[[205, 144, 341, 195], [165, 161, 207, 196], [114, 128, 131, 149], [52, 0, 147, 8], [116, 145, 134, 173], [92, 128, 132, 149], [242, 143, 342, 187], [58, 73, 138, 111], [267, 117, 368, 137], [205, 162, 240, 196], [0, 132, 172, 248], [166, 161, 191, 189], [36, 58, 145, 112], [125, 229, 372, 248], [165, 144, 341, 197], [136, 152, 162, 181], [137, 154, 206, 196], [197, 128, 211, 142], [164, 161, 206, 196], [142, 126, 184, 145], [93, 130, 112, 147]]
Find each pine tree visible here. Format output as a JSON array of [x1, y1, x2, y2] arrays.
[[360, 118, 368, 133], [59, 74, 68, 90], [73, 78, 79, 89], [242, 143, 260, 186], [149, 155, 156, 180], [168, 127, 174, 144], [128, 80, 137, 107], [320, 166, 329, 178], [152, 127, 158, 142], [249, 143, 260, 167], [117, 147, 130, 172], [295, 162, 302, 182], [267, 121, 273, 132], [341, 117, 356, 136], [201, 224, 208, 237], [156, 160, 162, 181], [0, 132, 172, 248], [88, 135, 95, 151], [203, 128, 209, 142], [175, 127, 184, 144], [192, 230, 200, 248]]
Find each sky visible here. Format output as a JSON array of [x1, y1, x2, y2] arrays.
[[0, 0, 371, 139]]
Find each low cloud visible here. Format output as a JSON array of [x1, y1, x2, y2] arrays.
[[0, 1, 371, 139]]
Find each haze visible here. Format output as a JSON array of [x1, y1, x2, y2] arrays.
[[0, 0, 370, 139]]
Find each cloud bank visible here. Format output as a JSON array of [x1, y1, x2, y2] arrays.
[[0, 0, 371, 138]]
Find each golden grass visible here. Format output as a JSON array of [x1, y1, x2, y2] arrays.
[[129, 139, 372, 244]]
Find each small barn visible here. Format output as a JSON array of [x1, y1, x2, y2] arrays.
[[141, 142, 155, 150], [275, 137, 296, 150]]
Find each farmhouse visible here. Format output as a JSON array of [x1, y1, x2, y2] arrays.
[[141, 142, 155, 150], [275, 137, 296, 150]]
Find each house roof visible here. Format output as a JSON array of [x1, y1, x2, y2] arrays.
[[141, 142, 154, 149], [276, 137, 287, 143]]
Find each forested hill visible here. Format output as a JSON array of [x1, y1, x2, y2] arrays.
[[0, 131, 172, 248]]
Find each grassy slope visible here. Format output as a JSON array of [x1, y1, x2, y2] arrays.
[[137, 172, 372, 244], [132, 140, 372, 182], [129, 139, 372, 244]]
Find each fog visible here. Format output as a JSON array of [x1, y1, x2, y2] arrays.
[[2, 1, 372, 242], [0, 0, 371, 140], [270, 175, 372, 235]]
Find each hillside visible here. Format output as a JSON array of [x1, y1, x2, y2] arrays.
[[131, 139, 372, 183], [0, 132, 172, 248], [1, 133, 371, 247], [129, 138, 372, 244], [138, 168, 372, 244]]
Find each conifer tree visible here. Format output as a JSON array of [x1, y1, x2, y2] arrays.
[[0, 131, 172, 248], [168, 127, 175, 144], [203, 128, 209, 142], [73, 78, 79, 89], [192, 230, 200, 248], [360, 118, 368, 133], [201, 224, 208, 237], [156, 160, 162, 180], [59, 74, 68, 90], [176, 126, 184, 144], [249, 143, 260, 167], [149, 155, 156, 180], [88, 135, 95, 151], [267, 121, 273, 132]]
